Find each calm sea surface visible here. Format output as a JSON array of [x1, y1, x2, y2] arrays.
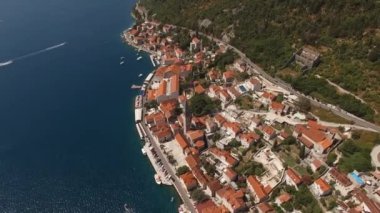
[[0, 0, 178, 212]]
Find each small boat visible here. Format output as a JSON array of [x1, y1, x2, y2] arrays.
[[136, 56, 142, 60], [138, 73, 143, 77], [154, 174, 162, 185], [141, 148, 147, 155], [120, 56, 125, 59], [131, 84, 141, 89], [170, 197, 174, 202], [120, 61, 125, 65]]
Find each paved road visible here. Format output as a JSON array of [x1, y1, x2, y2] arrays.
[[169, 24, 380, 133], [141, 122, 196, 213]]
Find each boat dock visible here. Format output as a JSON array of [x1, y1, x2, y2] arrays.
[[149, 55, 156, 67], [143, 142, 172, 186]]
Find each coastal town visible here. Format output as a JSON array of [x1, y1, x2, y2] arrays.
[[125, 21, 380, 213]]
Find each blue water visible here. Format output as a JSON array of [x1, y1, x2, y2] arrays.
[[0, 0, 178, 212]]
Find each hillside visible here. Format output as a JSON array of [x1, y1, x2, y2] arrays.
[[137, 0, 380, 122]]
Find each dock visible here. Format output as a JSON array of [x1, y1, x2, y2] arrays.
[[143, 142, 173, 186], [149, 55, 156, 67]]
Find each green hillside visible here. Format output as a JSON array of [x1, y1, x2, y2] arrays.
[[138, 0, 380, 122]]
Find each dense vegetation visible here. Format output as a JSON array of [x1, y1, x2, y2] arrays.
[[338, 140, 373, 172], [189, 94, 220, 116], [139, 0, 380, 122]]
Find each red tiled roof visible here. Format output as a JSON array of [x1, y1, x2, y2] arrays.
[[185, 154, 200, 169], [156, 80, 167, 97], [180, 171, 197, 189], [286, 168, 302, 185], [223, 70, 235, 80], [277, 193, 292, 204], [247, 176, 267, 201], [169, 74, 179, 94], [195, 84, 206, 94], [262, 125, 276, 136], [329, 168, 352, 187], [315, 178, 331, 193], [175, 133, 189, 150], [225, 168, 237, 181], [186, 130, 204, 141], [271, 102, 284, 111], [257, 202, 274, 213], [298, 136, 314, 149]]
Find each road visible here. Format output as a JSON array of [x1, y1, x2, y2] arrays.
[[141, 121, 197, 212], [169, 24, 380, 133]]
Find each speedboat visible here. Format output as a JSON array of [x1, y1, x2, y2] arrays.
[[141, 148, 147, 155], [120, 61, 125, 65], [136, 56, 142, 60], [138, 73, 143, 77]]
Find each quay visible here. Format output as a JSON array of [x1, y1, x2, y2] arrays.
[[143, 141, 172, 186]]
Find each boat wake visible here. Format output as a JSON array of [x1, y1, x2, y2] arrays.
[[0, 42, 67, 68], [0, 60, 13, 67]]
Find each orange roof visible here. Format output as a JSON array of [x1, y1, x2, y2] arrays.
[[216, 187, 246, 212], [214, 114, 227, 125], [225, 168, 237, 180], [208, 70, 218, 80], [257, 202, 273, 213], [196, 200, 228, 213], [308, 120, 327, 131], [175, 133, 189, 150], [315, 178, 331, 193], [219, 89, 231, 99], [271, 102, 284, 111], [277, 193, 292, 204], [185, 154, 200, 169], [319, 138, 333, 151], [223, 122, 241, 134], [223, 70, 234, 80], [207, 179, 222, 193], [298, 136, 314, 149], [156, 80, 167, 97], [311, 159, 322, 169], [209, 148, 237, 166], [186, 130, 204, 141], [147, 89, 156, 101], [303, 128, 326, 143], [178, 95, 187, 103], [262, 92, 276, 100], [329, 168, 352, 187], [169, 74, 179, 94], [250, 77, 261, 85], [195, 84, 206, 94], [262, 125, 276, 136], [159, 99, 177, 118], [286, 168, 302, 185], [247, 176, 267, 201], [192, 166, 208, 186], [195, 140, 206, 150], [239, 132, 260, 143], [180, 171, 197, 189]]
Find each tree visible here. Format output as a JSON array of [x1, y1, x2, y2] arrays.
[[190, 189, 208, 203], [296, 97, 311, 112], [326, 152, 337, 166], [176, 166, 190, 176], [189, 94, 220, 116], [299, 145, 306, 159]]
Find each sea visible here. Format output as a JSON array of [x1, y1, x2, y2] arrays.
[[0, 0, 179, 212]]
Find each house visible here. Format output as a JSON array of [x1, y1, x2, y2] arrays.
[[209, 148, 238, 167], [196, 199, 228, 213], [249, 117, 262, 131], [214, 113, 227, 128], [185, 154, 200, 169], [194, 84, 206, 94], [247, 176, 268, 203], [295, 46, 320, 69], [257, 202, 274, 213], [159, 99, 178, 121], [261, 92, 276, 105], [312, 178, 332, 196], [238, 132, 261, 148], [180, 171, 198, 190], [175, 133, 189, 154], [310, 159, 322, 172], [270, 102, 285, 115], [327, 168, 353, 196], [351, 188, 380, 213], [219, 89, 231, 104], [205, 117, 218, 133], [223, 70, 235, 84], [227, 87, 241, 100], [144, 112, 166, 127], [233, 59, 247, 72], [192, 166, 208, 189], [216, 186, 247, 213], [208, 85, 222, 98], [285, 168, 302, 188], [276, 193, 292, 205], [195, 140, 206, 151], [155, 74, 180, 103], [223, 168, 237, 183], [190, 37, 201, 52], [151, 124, 173, 142], [205, 179, 223, 197], [293, 122, 334, 154], [247, 77, 262, 91], [262, 125, 277, 141], [222, 122, 242, 137], [186, 130, 205, 145], [207, 69, 219, 82]]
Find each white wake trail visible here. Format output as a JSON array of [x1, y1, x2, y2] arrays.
[[0, 42, 67, 68]]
